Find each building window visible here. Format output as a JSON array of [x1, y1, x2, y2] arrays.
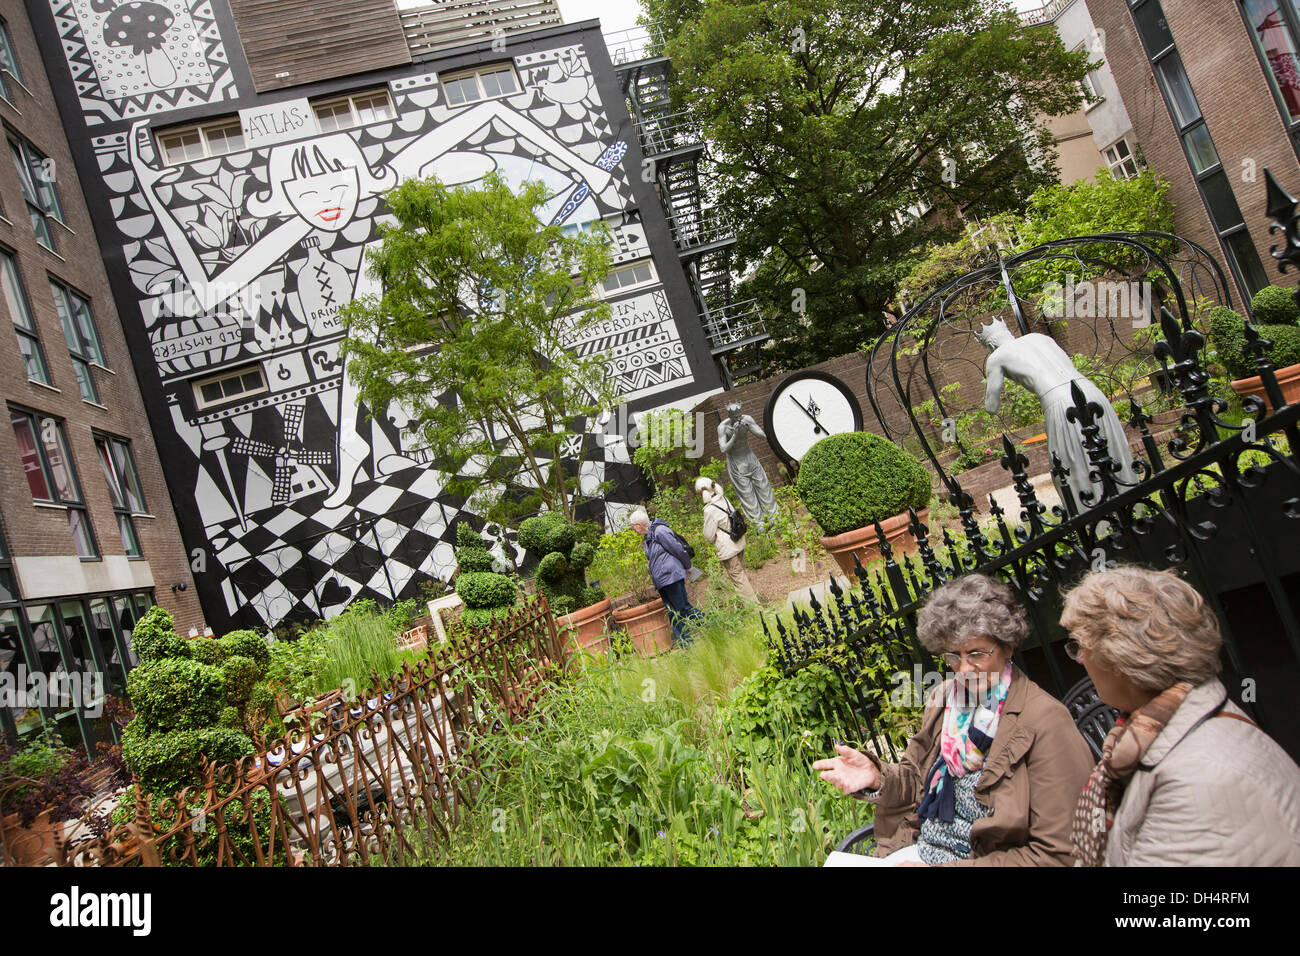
[[2, 251, 49, 385], [156, 119, 245, 164], [0, 19, 21, 103], [601, 260, 657, 296], [1243, 0, 1300, 125], [192, 364, 267, 410], [1103, 139, 1141, 179], [10, 409, 98, 558], [50, 280, 105, 404], [94, 435, 146, 558], [1129, 0, 1267, 302], [1074, 44, 1103, 105], [312, 89, 395, 132], [440, 64, 520, 107], [8, 137, 62, 250]]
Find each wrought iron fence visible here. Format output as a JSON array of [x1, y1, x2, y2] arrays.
[[770, 276, 1300, 765], [61, 594, 567, 866]]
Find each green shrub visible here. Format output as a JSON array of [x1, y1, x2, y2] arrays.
[[132, 606, 192, 662], [518, 512, 604, 616], [1250, 284, 1300, 326], [455, 571, 518, 609], [795, 432, 932, 536], [119, 722, 254, 796], [589, 527, 656, 604], [126, 657, 226, 733], [1208, 306, 1300, 380]]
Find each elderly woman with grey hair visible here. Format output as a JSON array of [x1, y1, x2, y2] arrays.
[[815, 573, 1093, 865], [1062, 566, 1300, 866]]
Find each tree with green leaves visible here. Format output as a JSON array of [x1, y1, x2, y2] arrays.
[[643, 0, 1093, 371], [341, 173, 617, 527]]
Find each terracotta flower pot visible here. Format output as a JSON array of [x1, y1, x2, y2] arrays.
[[611, 597, 673, 657], [2, 809, 62, 867], [819, 508, 928, 578], [1230, 362, 1300, 415], [556, 597, 612, 658]]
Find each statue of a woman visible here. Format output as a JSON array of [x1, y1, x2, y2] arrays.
[[978, 319, 1138, 512], [718, 402, 778, 528]]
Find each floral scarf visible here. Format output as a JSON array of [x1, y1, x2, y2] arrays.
[[917, 663, 1014, 823], [1072, 681, 1193, 867]]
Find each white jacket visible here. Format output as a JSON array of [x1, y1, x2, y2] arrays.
[[1106, 677, 1300, 866], [702, 497, 746, 562]]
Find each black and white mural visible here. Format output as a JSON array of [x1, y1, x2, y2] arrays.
[[41, 12, 708, 629]]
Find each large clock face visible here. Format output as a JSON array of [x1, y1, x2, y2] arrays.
[[763, 371, 864, 464]]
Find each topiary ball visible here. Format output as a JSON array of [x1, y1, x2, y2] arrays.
[[132, 605, 192, 662], [518, 512, 576, 556], [455, 571, 518, 609], [1250, 285, 1300, 326], [796, 432, 932, 537]]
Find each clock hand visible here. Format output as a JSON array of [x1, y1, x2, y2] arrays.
[[789, 394, 825, 435]]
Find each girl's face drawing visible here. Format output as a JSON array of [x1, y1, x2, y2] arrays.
[[285, 166, 360, 232]]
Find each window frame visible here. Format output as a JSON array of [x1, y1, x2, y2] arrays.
[[1128, 0, 1267, 302], [8, 135, 62, 250], [156, 118, 246, 165], [0, 18, 21, 104], [311, 88, 396, 132], [9, 407, 99, 560], [1073, 43, 1104, 107], [1, 249, 50, 386], [93, 433, 146, 559], [439, 63, 521, 108], [49, 278, 105, 404], [599, 259, 659, 298], [1240, 0, 1300, 162], [1102, 138, 1141, 179], [191, 364, 269, 411]]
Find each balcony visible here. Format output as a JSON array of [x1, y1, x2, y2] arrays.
[[701, 298, 768, 354], [399, 0, 562, 58], [635, 111, 704, 162], [604, 22, 667, 68], [670, 207, 738, 257], [1018, 0, 1073, 26]]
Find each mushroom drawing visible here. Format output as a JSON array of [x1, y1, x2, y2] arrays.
[[101, 1, 177, 89]]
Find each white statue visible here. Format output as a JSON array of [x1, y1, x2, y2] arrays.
[[978, 319, 1138, 512], [718, 403, 778, 529]]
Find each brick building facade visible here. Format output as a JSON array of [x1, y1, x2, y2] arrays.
[[0, 0, 198, 752]]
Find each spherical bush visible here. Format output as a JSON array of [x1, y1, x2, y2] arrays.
[[1250, 285, 1300, 326], [796, 431, 932, 537], [518, 512, 576, 556]]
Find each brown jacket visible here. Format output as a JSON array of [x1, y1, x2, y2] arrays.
[[861, 664, 1094, 866]]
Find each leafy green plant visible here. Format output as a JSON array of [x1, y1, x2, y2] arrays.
[[795, 432, 932, 537], [589, 527, 657, 605], [518, 512, 603, 616], [454, 523, 518, 628], [1250, 284, 1300, 326], [1208, 306, 1300, 380]]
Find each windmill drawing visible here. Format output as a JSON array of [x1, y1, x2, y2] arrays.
[[229, 404, 334, 505]]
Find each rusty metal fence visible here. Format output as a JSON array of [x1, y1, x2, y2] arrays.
[[62, 594, 566, 866]]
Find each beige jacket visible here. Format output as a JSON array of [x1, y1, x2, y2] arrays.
[[702, 498, 745, 562], [862, 665, 1094, 866], [1105, 677, 1300, 866]]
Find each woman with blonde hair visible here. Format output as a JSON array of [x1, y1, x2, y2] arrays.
[[694, 477, 759, 603], [1061, 565, 1300, 866]]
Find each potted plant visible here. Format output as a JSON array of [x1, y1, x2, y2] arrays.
[[518, 512, 610, 658], [795, 431, 933, 577], [0, 734, 97, 866], [589, 527, 673, 657], [1208, 292, 1300, 413]]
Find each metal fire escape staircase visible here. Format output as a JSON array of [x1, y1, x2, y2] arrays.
[[605, 23, 768, 388]]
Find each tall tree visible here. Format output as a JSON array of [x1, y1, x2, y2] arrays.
[[340, 173, 616, 526], [644, 0, 1092, 371]]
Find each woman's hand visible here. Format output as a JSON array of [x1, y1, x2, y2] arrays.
[[813, 743, 881, 795]]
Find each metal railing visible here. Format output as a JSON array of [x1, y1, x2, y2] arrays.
[[1018, 0, 1074, 26], [603, 22, 667, 67], [636, 110, 703, 159], [62, 593, 568, 866], [701, 298, 768, 353]]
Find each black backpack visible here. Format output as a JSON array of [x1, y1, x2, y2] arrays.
[[715, 499, 746, 543]]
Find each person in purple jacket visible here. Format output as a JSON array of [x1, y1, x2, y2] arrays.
[[629, 507, 704, 647]]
